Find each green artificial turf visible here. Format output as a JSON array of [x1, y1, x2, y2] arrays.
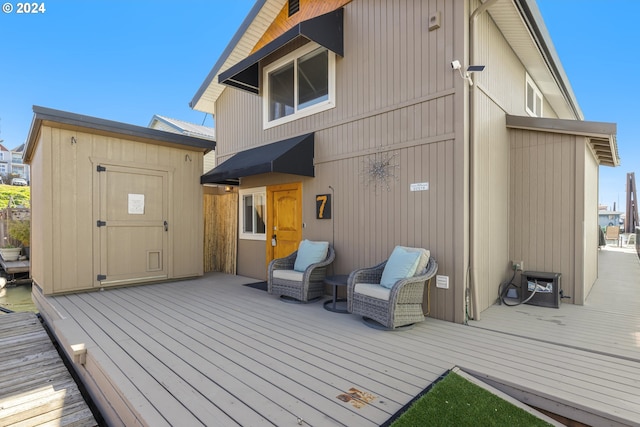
[[391, 371, 552, 427]]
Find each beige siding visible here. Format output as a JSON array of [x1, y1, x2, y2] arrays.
[[583, 142, 599, 299], [216, 0, 467, 322], [470, 8, 532, 314], [30, 125, 204, 295], [509, 129, 583, 304], [469, 7, 566, 314]]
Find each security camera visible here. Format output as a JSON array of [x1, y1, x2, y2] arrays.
[[450, 60, 461, 70]]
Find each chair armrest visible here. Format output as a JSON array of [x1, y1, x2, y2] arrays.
[[348, 261, 386, 287], [268, 251, 298, 275], [301, 245, 335, 281], [347, 260, 386, 309], [388, 257, 438, 302]]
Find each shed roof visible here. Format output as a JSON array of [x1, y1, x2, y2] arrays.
[[506, 114, 619, 167], [24, 106, 216, 163]]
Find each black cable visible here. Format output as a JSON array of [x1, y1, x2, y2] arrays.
[[498, 271, 540, 307]]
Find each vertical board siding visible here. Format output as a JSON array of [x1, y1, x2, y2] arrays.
[[510, 130, 578, 303], [471, 5, 568, 315], [215, 0, 464, 321], [583, 146, 599, 299], [33, 125, 204, 294]]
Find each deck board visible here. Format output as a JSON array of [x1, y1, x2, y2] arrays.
[[34, 247, 640, 426], [0, 311, 97, 427]]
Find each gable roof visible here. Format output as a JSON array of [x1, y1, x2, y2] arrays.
[[488, 0, 581, 119], [190, 0, 279, 115], [148, 115, 216, 140], [191, 0, 583, 121]]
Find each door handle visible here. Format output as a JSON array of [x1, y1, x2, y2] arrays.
[[164, 220, 168, 232]]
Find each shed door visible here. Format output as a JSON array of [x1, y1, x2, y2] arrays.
[[96, 164, 169, 286]]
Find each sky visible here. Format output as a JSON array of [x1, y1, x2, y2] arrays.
[[0, 0, 636, 212]]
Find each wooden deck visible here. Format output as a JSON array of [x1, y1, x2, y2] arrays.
[[470, 246, 640, 361], [0, 311, 97, 426], [33, 248, 640, 426]]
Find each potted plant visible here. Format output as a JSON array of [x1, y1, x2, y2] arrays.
[[0, 242, 22, 261], [7, 220, 30, 259]]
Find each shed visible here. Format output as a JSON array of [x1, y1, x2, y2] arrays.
[[24, 106, 215, 295]]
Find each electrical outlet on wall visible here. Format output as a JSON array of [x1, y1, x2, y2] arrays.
[[512, 260, 524, 271]]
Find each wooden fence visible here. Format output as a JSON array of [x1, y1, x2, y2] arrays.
[[203, 193, 238, 274]]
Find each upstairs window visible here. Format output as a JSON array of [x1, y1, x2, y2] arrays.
[[263, 43, 335, 128], [525, 74, 543, 117], [239, 188, 266, 240]]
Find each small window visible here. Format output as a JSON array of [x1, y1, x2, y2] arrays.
[[525, 74, 543, 117], [263, 43, 335, 128], [288, 0, 299, 17], [239, 188, 266, 240]]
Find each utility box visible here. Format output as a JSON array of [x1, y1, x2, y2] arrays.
[[520, 271, 562, 308]]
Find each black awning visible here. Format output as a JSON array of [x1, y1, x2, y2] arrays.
[[201, 133, 314, 185], [218, 8, 344, 94]]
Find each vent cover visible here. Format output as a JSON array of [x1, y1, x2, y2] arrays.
[[288, 0, 299, 17]]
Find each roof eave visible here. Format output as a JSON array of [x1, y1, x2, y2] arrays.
[[506, 114, 619, 167], [25, 106, 216, 163], [189, 0, 270, 114]]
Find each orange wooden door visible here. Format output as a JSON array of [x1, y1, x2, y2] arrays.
[[266, 183, 302, 268]]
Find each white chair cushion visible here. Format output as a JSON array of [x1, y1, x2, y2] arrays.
[[354, 283, 391, 301], [272, 269, 304, 282]]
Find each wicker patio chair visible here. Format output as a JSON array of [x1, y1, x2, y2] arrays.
[[347, 249, 437, 330], [268, 242, 335, 302]]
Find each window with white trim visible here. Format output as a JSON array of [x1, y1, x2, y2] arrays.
[[263, 43, 335, 128], [525, 74, 543, 117], [239, 187, 266, 240]]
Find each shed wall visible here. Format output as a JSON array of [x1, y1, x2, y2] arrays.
[[216, 0, 467, 322], [30, 125, 204, 295], [509, 129, 582, 304], [583, 142, 599, 299]]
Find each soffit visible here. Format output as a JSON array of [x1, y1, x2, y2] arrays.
[[190, 0, 286, 115], [488, 0, 581, 120], [506, 115, 619, 167]]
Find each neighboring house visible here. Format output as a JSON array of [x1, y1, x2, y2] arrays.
[[0, 142, 9, 179], [598, 210, 623, 229], [190, 0, 619, 323], [0, 142, 30, 183], [148, 115, 216, 175]]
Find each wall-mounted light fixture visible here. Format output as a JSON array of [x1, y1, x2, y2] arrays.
[[451, 60, 485, 86], [224, 186, 232, 192]]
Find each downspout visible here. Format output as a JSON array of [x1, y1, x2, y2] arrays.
[[467, 0, 498, 322]]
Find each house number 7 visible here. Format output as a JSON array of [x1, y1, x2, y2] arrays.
[[316, 194, 331, 219]]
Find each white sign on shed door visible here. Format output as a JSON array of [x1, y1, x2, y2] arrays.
[[128, 194, 145, 214]]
